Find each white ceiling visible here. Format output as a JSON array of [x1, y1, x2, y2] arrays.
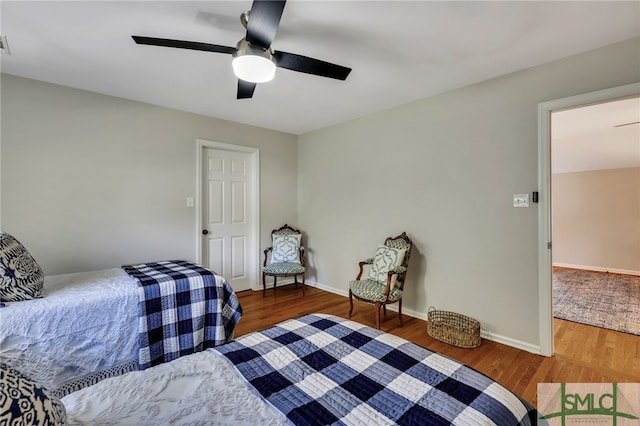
[[552, 97, 640, 174], [1, 1, 639, 136]]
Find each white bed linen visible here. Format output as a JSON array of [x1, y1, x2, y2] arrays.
[[62, 349, 289, 426], [0, 268, 139, 395]]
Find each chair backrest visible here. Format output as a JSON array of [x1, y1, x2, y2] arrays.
[[384, 232, 413, 288], [272, 224, 301, 238]]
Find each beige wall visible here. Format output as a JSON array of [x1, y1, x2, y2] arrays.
[[552, 167, 640, 274], [297, 37, 640, 350], [1, 74, 298, 275]]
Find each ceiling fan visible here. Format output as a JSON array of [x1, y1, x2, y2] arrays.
[[132, 0, 351, 99]]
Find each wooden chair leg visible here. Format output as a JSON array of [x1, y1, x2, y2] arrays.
[[383, 305, 387, 318], [348, 290, 354, 317], [262, 272, 267, 297], [273, 276, 277, 294], [375, 302, 382, 330], [301, 273, 305, 296], [294, 275, 298, 289], [398, 299, 403, 327]]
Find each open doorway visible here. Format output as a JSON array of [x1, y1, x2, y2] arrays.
[[550, 98, 640, 336], [537, 83, 640, 356]]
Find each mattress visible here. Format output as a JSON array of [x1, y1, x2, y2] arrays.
[[0, 268, 140, 396], [62, 314, 537, 425]]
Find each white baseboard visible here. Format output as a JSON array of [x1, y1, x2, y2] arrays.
[[251, 277, 300, 292], [312, 280, 347, 297], [480, 330, 542, 355], [553, 262, 640, 276], [305, 280, 543, 355]]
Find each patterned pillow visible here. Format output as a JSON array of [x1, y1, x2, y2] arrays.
[[0, 363, 67, 425], [0, 233, 45, 302], [368, 244, 406, 285], [270, 234, 301, 264]]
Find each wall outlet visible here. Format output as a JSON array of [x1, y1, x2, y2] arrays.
[[186, 197, 194, 208], [513, 194, 529, 208]]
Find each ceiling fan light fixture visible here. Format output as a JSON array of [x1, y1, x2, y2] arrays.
[[232, 39, 276, 83]]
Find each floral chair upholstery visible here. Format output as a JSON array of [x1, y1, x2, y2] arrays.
[[262, 224, 306, 296], [349, 232, 413, 330]]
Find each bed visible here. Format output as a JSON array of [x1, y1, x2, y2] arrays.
[[0, 260, 242, 398], [60, 313, 537, 425]]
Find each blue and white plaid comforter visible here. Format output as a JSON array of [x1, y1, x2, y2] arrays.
[[216, 314, 536, 426], [123, 260, 242, 369]]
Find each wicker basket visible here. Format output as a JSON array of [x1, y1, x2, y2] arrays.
[[427, 307, 481, 348]]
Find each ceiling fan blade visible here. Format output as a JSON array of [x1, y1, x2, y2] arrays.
[[273, 51, 351, 81], [132, 36, 235, 55], [245, 0, 286, 49], [237, 80, 257, 99]]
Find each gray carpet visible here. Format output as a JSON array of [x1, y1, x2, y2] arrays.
[[553, 268, 640, 336]]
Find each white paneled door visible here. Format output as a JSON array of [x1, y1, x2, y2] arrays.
[[202, 147, 256, 292]]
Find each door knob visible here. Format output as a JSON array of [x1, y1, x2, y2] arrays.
[[202, 229, 209, 235]]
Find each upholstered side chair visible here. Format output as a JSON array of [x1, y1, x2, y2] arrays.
[[262, 224, 306, 296], [348, 232, 413, 330]]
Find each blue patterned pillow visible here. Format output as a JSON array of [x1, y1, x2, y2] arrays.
[[270, 234, 301, 264], [0, 363, 67, 425], [0, 233, 45, 302], [368, 245, 406, 285]]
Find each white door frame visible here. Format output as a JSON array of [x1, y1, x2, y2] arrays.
[[195, 139, 260, 290], [537, 82, 640, 356]]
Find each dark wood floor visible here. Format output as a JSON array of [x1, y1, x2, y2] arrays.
[[234, 284, 640, 409]]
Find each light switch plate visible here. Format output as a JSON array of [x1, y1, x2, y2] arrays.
[[513, 194, 529, 208], [186, 197, 194, 208]]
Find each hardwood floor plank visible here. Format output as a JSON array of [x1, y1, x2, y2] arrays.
[[233, 284, 640, 408]]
